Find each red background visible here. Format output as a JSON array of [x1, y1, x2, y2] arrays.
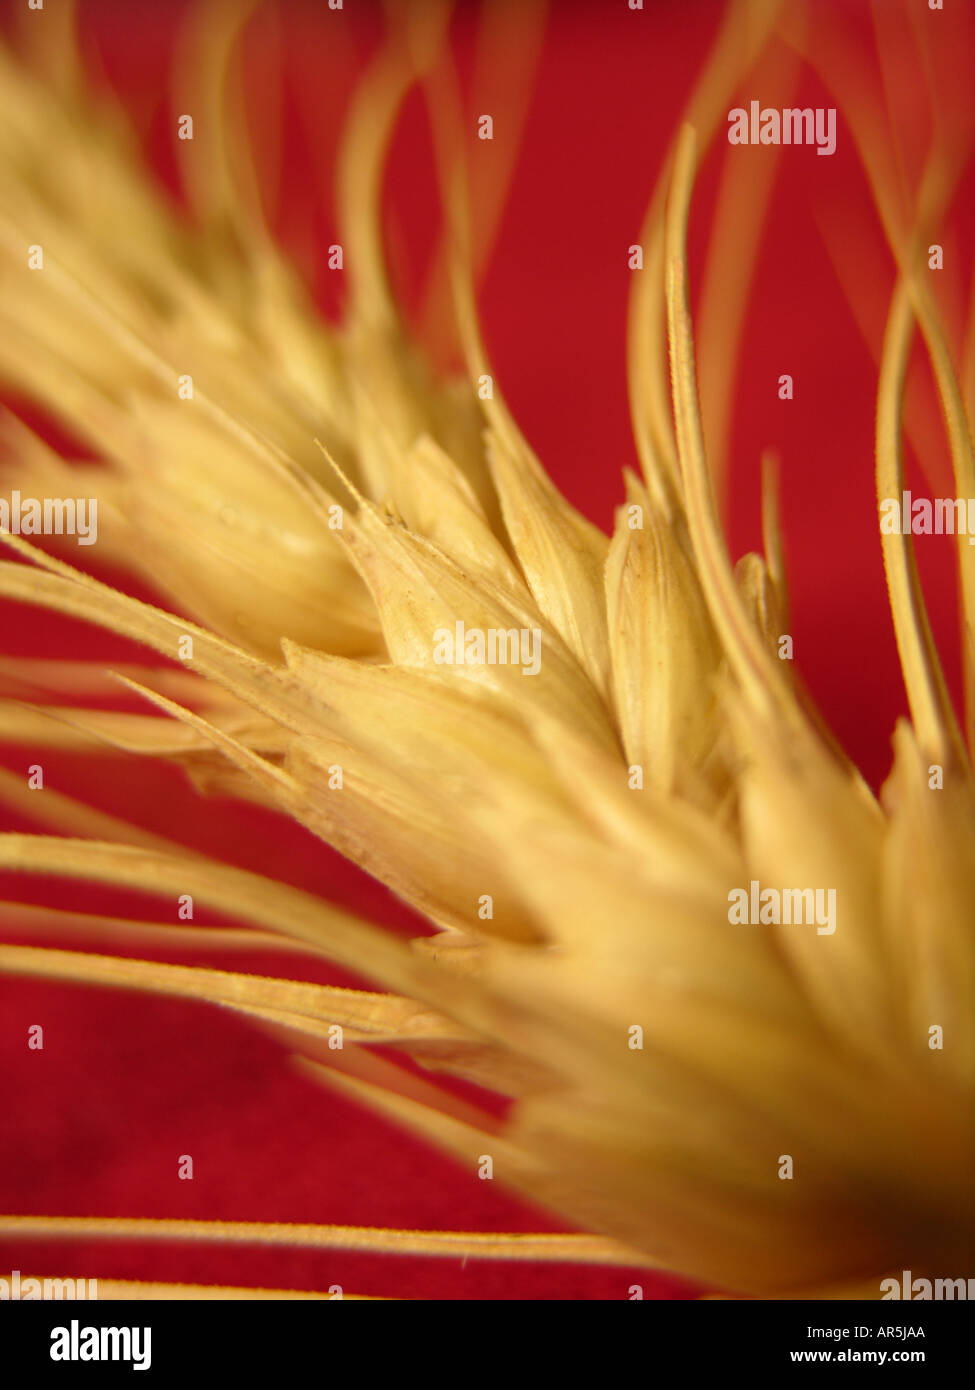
[[0, 0, 972, 1299]]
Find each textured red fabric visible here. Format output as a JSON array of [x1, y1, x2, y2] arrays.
[[0, 0, 971, 1299]]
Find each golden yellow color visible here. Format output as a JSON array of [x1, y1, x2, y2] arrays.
[[0, 0, 973, 1299]]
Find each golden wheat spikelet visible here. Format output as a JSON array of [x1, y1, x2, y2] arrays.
[[0, 0, 973, 1302]]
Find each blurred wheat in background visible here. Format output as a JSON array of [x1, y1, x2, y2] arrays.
[[0, 0, 973, 1300]]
